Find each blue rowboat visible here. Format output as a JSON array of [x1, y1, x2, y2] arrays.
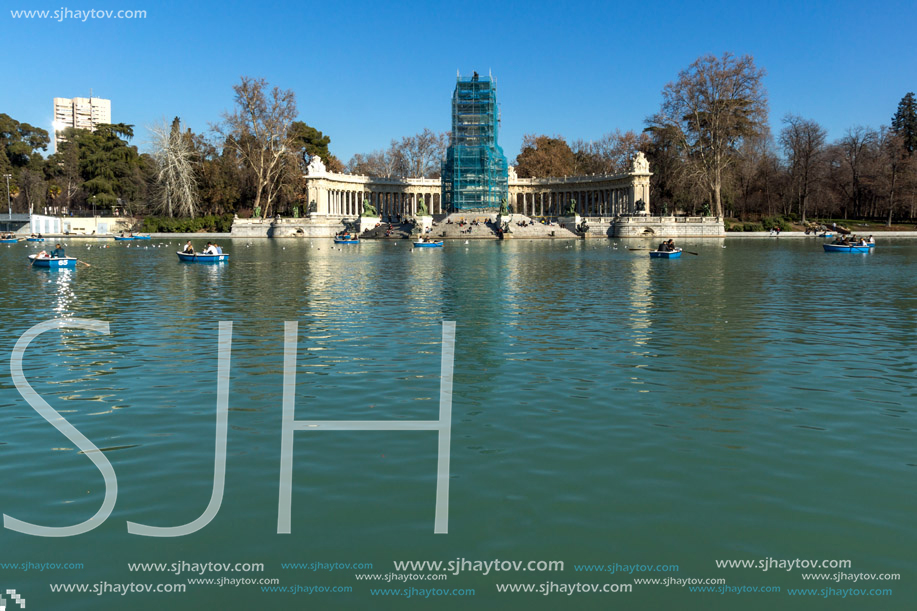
[[823, 243, 871, 253], [28, 254, 77, 268], [132, 234, 151, 240], [114, 236, 135, 241], [0, 238, 19, 244], [176, 251, 229, 263], [413, 241, 443, 248], [818, 233, 834, 238], [27, 238, 45, 242], [334, 238, 360, 244], [650, 248, 682, 259]]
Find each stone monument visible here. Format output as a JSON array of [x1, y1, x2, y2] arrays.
[[307, 155, 326, 176]]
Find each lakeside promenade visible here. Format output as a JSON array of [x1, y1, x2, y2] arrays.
[[13, 231, 917, 240]]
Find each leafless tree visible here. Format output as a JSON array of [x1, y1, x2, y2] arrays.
[[779, 115, 827, 222], [217, 77, 298, 218], [393, 128, 448, 177], [571, 130, 650, 175], [149, 118, 199, 218], [647, 53, 769, 218], [835, 126, 878, 218], [347, 129, 448, 178], [17, 169, 46, 212]]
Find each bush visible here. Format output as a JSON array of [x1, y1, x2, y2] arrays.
[[141, 214, 234, 233], [761, 216, 793, 232]]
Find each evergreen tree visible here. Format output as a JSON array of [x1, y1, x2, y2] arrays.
[[891, 92, 917, 153]]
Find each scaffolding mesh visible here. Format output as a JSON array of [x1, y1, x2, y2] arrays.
[[442, 73, 508, 211]]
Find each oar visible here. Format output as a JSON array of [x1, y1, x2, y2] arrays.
[[627, 248, 652, 251], [683, 250, 700, 256], [77, 260, 91, 267]]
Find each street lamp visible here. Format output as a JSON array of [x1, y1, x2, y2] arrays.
[[92, 196, 97, 218], [3, 174, 10, 221]]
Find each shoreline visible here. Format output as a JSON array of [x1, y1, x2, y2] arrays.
[[24, 231, 917, 240]]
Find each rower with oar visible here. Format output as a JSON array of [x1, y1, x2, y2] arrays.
[[628, 239, 699, 256]]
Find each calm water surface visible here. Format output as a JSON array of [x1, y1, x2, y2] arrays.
[[0, 237, 914, 610]]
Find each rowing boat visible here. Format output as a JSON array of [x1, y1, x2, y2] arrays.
[[823, 243, 872, 253], [650, 248, 682, 259], [176, 251, 229, 263], [28, 254, 77, 268], [413, 241, 444, 248]]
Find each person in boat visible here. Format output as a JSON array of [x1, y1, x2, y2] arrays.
[[868, 235, 874, 244], [50, 243, 66, 258], [214, 243, 223, 254], [37, 249, 49, 258], [182, 241, 194, 254], [202, 242, 216, 255]]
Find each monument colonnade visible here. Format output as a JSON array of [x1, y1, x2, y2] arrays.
[[303, 154, 652, 220]]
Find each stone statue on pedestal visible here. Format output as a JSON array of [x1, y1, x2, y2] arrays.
[[417, 197, 428, 216], [566, 198, 576, 216], [361, 198, 377, 217], [631, 151, 649, 174], [499, 197, 509, 215], [306, 155, 326, 175]]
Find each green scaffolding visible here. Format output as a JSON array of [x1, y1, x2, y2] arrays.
[[442, 73, 508, 211]]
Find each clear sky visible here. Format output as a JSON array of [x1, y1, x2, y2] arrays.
[[3, 0, 915, 161]]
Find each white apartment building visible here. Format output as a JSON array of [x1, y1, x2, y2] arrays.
[[53, 96, 112, 149]]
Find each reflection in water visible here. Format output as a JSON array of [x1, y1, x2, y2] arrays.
[[628, 252, 652, 348], [52, 268, 76, 317], [0, 238, 915, 610]]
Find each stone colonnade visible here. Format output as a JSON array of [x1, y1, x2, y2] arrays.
[[303, 155, 651, 220], [306, 169, 442, 220], [507, 168, 651, 218]]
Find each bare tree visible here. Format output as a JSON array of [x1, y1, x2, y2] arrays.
[[347, 129, 448, 178], [393, 129, 448, 177], [779, 115, 827, 222], [876, 127, 915, 226], [835, 127, 878, 219], [17, 169, 46, 212], [149, 118, 198, 218], [571, 130, 650, 175], [647, 53, 768, 217], [218, 77, 298, 218]]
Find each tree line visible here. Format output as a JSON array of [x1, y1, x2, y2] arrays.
[[2, 59, 915, 224], [516, 55, 917, 225]]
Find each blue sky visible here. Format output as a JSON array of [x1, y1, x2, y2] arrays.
[[3, 0, 915, 161]]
